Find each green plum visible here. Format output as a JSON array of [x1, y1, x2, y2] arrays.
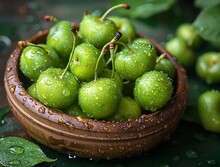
[[115, 42, 157, 81], [166, 37, 196, 68], [79, 4, 130, 48], [63, 103, 88, 118], [176, 23, 202, 49], [108, 16, 136, 43], [78, 78, 122, 119], [107, 96, 142, 121], [198, 90, 220, 133], [134, 71, 173, 112], [36, 68, 79, 109], [155, 57, 176, 79], [27, 83, 38, 100], [196, 52, 220, 84], [69, 43, 105, 81], [99, 68, 123, 90], [46, 19, 82, 65], [19, 42, 60, 81]]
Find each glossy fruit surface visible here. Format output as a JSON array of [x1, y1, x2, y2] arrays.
[[46, 20, 73, 61], [107, 96, 141, 120], [99, 69, 123, 90], [176, 23, 202, 49], [78, 78, 122, 119], [166, 37, 196, 68], [69, 43, 105, 81], [27, 83, 38, 100], [155, 58, 176, 79], [196, 52, 220, 84], [108, 16, 136, 43], [134, 71, 173, 112], [79, 15, 117, 48], [63, 103, 88, 118], [36, 68, 79, 109], [115, 42, 157, 81], [198, 90, 220, 133], [19, 44, 59, 81]]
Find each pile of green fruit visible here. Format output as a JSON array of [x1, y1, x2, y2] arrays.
[[165, 23, 220, 133], [18, 4, 176, 121]]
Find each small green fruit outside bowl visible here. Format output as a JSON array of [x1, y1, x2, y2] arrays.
[[4, 28, 188, 160]]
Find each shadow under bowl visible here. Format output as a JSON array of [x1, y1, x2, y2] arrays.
[[4, 29, 188, 160]]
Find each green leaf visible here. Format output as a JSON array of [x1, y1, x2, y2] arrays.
[[193, 3, 220, 44], [0, 137, 56, 167], [194, 0, 220, 9], [111, 0, 176, 19]]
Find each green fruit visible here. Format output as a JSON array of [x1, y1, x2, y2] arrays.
[[196, 52, 220, 84], [63, 103, 88, 118], [99, 69, 123, 89], [79, 15, 117, 48], [36, 68, 79, 109], [155, 58, 176, 79], [115, 42, 157, 81], [69, 43, 105, 81], [198, 90, 220, 133], [27, 83, 38, 100], [176, 23, 202, 49], [20, 44, 60, 81], [108, 96, 142, 121], [134, 71, 173, 112], [166, 37, 196, 68], [108, 16, 136, 43], [78, 78, 122, 119]]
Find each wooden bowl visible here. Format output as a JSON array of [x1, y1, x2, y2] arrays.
[[4, 29, 188, 160]]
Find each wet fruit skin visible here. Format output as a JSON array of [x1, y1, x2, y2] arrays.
[[196, 52, 220, 84], [36, 68, 79, 109], [166, 37, 196, 68], [19, 44, 60, 82], [198, 90, 220, 133], [107, 96, 142, 121], [46, 20, 75, 62], [69, 43, 105, 81], [27, 83, 38, 100], [79, 15, 117, 48], [155, 58, 176, 79], [115, 42, 157, 81], [108, 16, 136, 43], [78, 78, 122, 119], [134, 71, 173, 112]]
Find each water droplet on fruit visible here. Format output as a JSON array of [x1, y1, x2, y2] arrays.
[[10, 85, 16, 94], [185, 149, 198, 159], [8, 159, 21, 166], [9, 146, 24, 154], [62, 89, 70, 97]]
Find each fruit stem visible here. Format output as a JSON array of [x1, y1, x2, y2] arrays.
[[116, 41, 132, 52], [156, 53, 166, 64], [109, 43, 115, 79], [17, 41, 49, 53], [94, 32, 122, 81], [100, 4, 130, 21], [60, 29, 77, 79]]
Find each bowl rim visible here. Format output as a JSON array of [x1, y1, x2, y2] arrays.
[[4, 28, 189, 134]]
